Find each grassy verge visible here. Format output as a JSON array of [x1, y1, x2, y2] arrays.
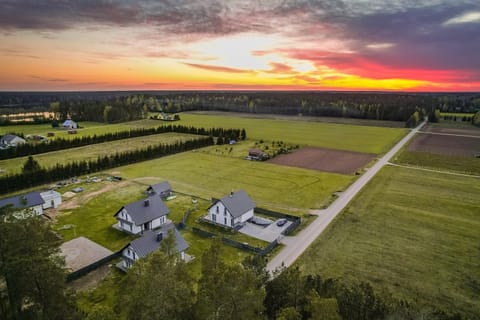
[[177, 113, 407, 154], [296, 166, 480, 317]]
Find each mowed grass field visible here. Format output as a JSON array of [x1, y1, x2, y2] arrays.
[[106, 145, 355, 213], [0, 132, 199, 175], [296, 166, 480, 316], [178, 113, 407, 154]]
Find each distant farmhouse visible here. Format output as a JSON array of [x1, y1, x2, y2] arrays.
[[0, 191, 45, 216], [248, 148, 268, 161], [114, 196, 170, 235], [205, 190, 256, 229], [40, 190, 62, 209], [0, 134, 26, 148], [62, 119, 78, 129], [119, 223, 189, 270], [146, 181, 172, 200]]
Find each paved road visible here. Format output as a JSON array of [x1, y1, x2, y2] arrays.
[[266, 121, 426, 274]]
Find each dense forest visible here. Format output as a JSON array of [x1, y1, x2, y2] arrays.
[[1, 91, 480, 125]]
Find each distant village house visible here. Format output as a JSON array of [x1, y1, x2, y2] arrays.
[[40, 190, 62, 209], [62, 119, 77, 129], [0, 134, 26, 147], [0, 191, 45, 216], [146, 181, 172, 199]]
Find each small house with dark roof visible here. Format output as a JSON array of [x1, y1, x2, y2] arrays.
[[120, 223, 189, 270], [205, 190, 255, 229], [0, 134, 26, 147], [248, 148, 267, 161], [114, 196, 170, 235], [0, 191, 45, 216], [146, 181, 172, 199]]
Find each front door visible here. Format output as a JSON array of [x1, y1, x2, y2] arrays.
[[144, 222, 150, 230]]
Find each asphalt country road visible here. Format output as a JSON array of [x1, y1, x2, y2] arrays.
[[266, 121, 426, 274]]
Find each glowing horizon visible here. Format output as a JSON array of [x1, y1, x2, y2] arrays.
[[0, 1, 479, 92]]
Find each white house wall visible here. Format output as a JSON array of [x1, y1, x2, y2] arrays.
[[238, 208, 254, 223], [122, 246, 138, 269]]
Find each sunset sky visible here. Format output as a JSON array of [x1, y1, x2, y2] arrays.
[[0, 0, 479, 91]]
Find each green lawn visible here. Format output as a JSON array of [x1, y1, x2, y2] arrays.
[[296, 166, 480, 317], [113, 145, 354, 213], [177, 113, 407, 154], [0, 133, 199, 175], [0, 119, 161, 139]]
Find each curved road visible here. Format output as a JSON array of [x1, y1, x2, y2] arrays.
[[266, 120, 426, 274]]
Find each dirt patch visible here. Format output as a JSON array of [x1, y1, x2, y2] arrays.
[[421, 125, 480, 137], [268, 147, 375, 174], [60, 181, 129, 210], [408, 134, 480, 157]]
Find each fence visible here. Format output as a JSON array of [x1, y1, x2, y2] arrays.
[[191, 227, 279, 256], [254, 207, 301, 236]]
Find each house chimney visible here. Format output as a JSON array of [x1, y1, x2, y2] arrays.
[[157, 232, 163, 242], [230, 191, 234, 197], [144, 199, 150, 207]]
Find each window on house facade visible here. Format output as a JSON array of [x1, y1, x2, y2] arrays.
[[224, 207, 227, 215], [212, 214, 216, 222], [216, 206, 219, 213], [224, 217, 227, 225]]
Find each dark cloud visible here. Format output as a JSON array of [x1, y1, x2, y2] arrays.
[[184, 63, 253, 73]]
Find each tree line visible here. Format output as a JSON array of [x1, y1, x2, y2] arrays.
[[0, 125, 245, 160], [0, 137, 214, 195]]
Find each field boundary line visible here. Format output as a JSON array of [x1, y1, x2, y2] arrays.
[[387, 162, 480, 178], [418, 131, 480, 138]]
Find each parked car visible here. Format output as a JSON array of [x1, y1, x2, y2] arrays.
[[276, 218, 287, 227]]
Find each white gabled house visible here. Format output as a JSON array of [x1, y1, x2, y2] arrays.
[[0, 134, 26, 147], [120, 223, 189, 270], [40, 190, 62, 209], [205, 190, 255, 229], [114, 196, 170, 235], [62, 119, 77, 129], [146, 181, 172, 199], [0, 191, 45, 216]]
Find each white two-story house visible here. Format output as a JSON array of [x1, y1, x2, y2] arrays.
[[114, 196, 170, 235], [205, 190, 255, 229]]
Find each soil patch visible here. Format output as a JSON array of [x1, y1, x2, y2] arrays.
[[408, 134, 480, 157], [268, 147, 375, 174], [60, 237, 113, 272]]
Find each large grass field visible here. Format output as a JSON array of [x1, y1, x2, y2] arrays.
[[296, 166, 480, 316], [178, 113, 407, 154], [112, 143, 355, 213], [0, 132, 199, 175]]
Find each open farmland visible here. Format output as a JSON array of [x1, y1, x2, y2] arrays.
[[296, 166, 480, 317], [0, 132, 200, 175], [104, 146, 354, 213], [268, 147, 375, 174], [178, 113, 408, 154], [421, 124, 480, 137], [407, 133, 480, 157]]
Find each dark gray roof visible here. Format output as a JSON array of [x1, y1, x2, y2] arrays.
[[1, 134, 22, 143], [127, 223, 189, 258], [217, 190, 255, 218], [115, 196, 169, 225], [0, 192, 44, 210], [148, 181, 171, 194]]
